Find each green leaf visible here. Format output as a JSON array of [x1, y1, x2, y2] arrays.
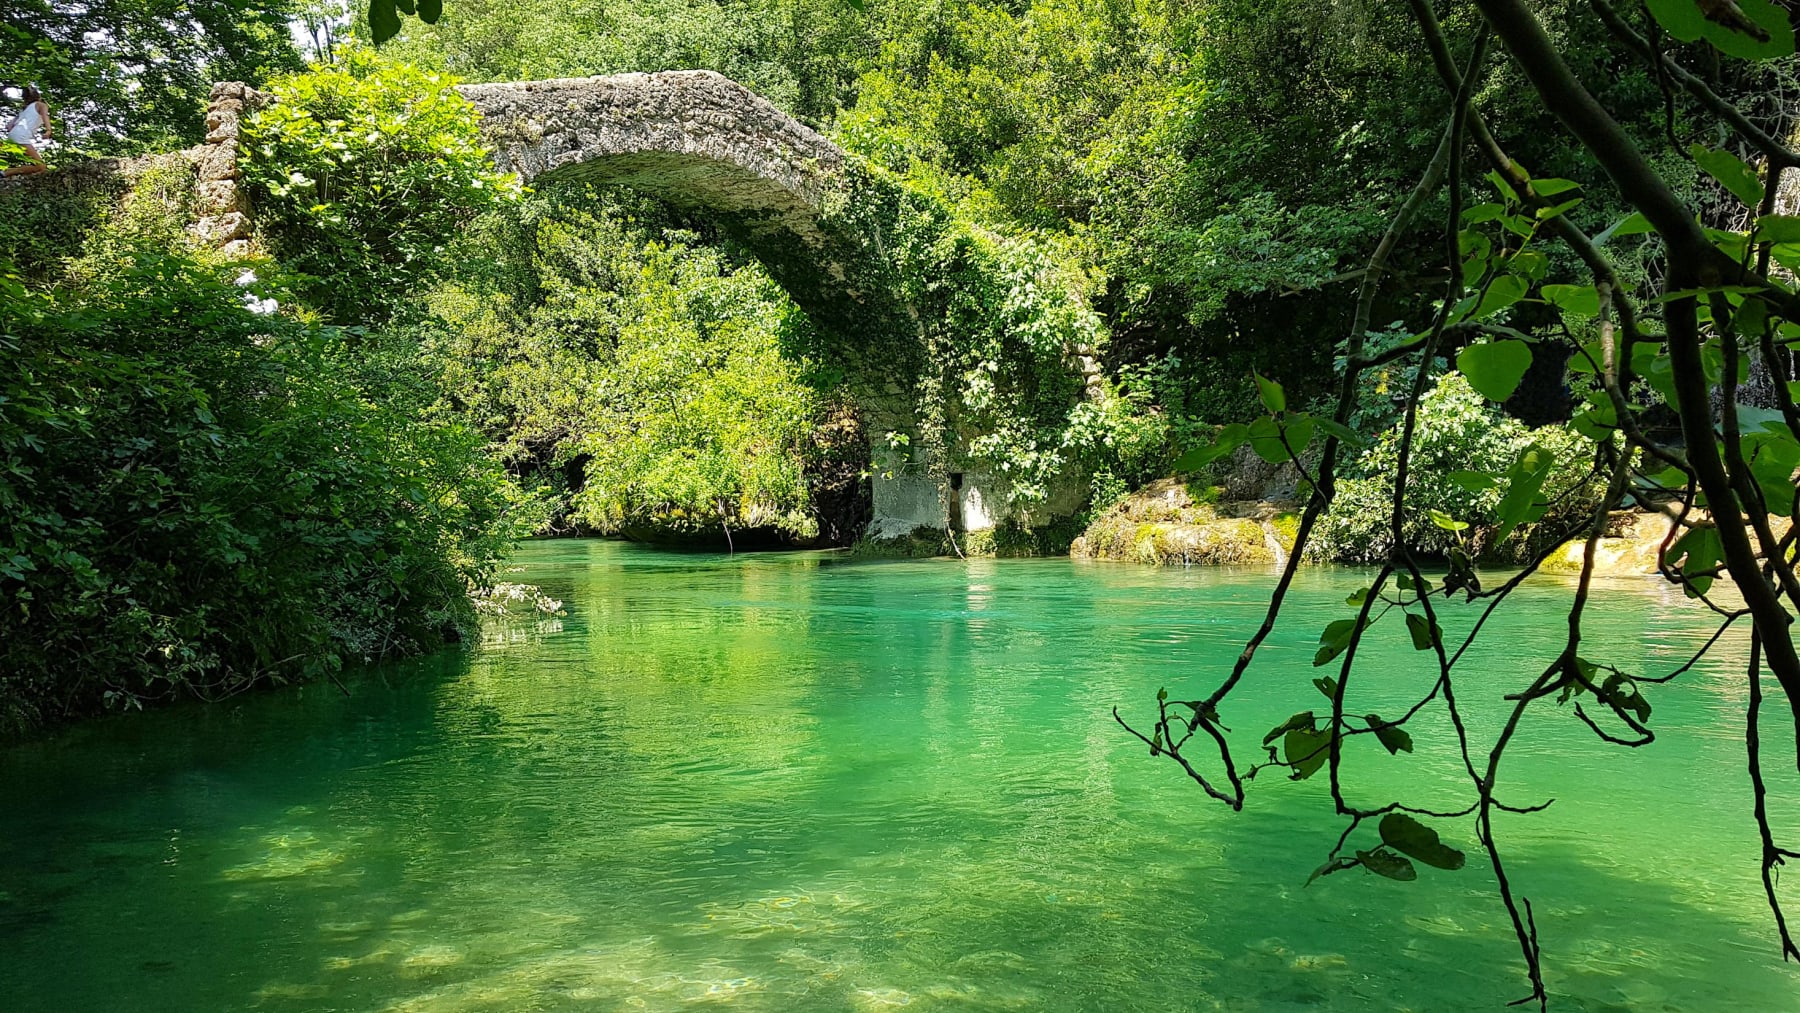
[[1285, 726, 1333, 780], [1468, 275, 1530, 321], [1404, 612, 1439, 651], [1346, 586, 1371, 607], [1314, 676, 1339, 700], [1462, 203, 1506, 224], [1702, 0, 1795, 59], [1247, 414, 1313, 464], [1444, 545, 1482, 598], [1313, 416, 1365, 448], [1174, 423, 1247, 471], [1457, 339, 1534, 401], [1645, 0, 1708, 40], [1756, 215, 1800, 244], [1597, 211, 1655, 243], [1485, 169, 1519, 203], [1314, 618, 1364, 667], [1509, 250, 1549, 283], [1255, 372, 1286, 414], [369, 0, 403, 43], [1307, 858, 1358, 886], [1643, 352, 1679, 405], [1378, 813, 1467, 871], [1570, 407, 1616, 442], [1535, 198, 1584, 221], [1493, 443, 1555, 544], [1263, 711, 1316, 746], [1530, 178, 1581, 197], [1366, 715, 1415, 755], [1745, 430, 1800, 508], [1598, 670, 1653, 724], [1355, 846, 1418, 881], [1448, 470, 1499, 494], [1669, 525, 1725, 597], [1691, 144, 1765, 207], [1542, 283, 1601, 319], [1734, 296, 1770, 340], [1429, 508, 1469, 533]]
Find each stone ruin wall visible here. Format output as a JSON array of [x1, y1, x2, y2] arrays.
[[190, 81, 267, 257], [0, 82, 265, 259]]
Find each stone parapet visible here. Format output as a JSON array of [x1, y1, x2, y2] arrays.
[[187, 81, 268, 259]]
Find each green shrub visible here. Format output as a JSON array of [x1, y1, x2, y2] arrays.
[[425, 187, 829, 540], [243, 45, 517, 322], [0, 254, 525, 735], [1311, 373, 1599, 564]]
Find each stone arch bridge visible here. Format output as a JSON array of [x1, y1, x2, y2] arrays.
[[12, 71, 1100, 539], [463, 71, 1101, 539], [461, 72, 911, 393]]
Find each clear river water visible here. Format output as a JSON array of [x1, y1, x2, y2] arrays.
[[4, 539, 1799, 1011]]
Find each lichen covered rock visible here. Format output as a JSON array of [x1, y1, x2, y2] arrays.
[[1071, 478, 1296, 566]]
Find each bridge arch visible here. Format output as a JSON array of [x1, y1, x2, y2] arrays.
[[460, 71, 979, 536], [33, 72, 1099, 539], [458, 72, 920, 406]]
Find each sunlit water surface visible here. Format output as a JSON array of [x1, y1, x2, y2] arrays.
[[5, 540, 1800, 1011]]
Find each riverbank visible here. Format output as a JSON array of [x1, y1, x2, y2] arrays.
[[5, 538, 1792, 1010]]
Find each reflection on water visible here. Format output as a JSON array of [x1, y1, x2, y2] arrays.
[[2, 539, 1798, 1011]]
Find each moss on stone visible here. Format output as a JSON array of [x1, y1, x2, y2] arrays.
[[850, 526, 959, 559], [851, 516, 1085, 559], [1538, 511, 1791, 579], [1071, 477, 1293, 566]]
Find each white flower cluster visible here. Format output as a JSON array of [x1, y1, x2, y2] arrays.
[[234, 270, 278, 316]]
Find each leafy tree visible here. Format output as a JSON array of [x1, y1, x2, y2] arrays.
[[0, 252, 525, 735], [0, 0, 302, 154], [423, 186, 836, 543], [1124, 1, 1800, 1006], [242, 45, 518, 322], [372, 0, 876, 126]]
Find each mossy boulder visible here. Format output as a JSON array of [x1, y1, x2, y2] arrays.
[[1072, 478, 1297, 566], [1538, 512, 1665, 577], [1540, 511, 1792, 578]]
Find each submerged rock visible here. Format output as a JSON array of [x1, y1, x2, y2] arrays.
[[1071, 478, 1298, 566]]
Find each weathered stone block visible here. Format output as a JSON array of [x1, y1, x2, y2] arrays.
[[192, 143, 240, 181], [204, 111, 241, 145], [196, 179, 246, 215], [196, 211, 251, 243]]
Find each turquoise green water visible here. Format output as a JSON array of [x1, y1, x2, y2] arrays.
[[4, 539, 1799, 1011]]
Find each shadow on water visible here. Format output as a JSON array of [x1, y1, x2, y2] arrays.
[[2, 539, 1798, 1011]]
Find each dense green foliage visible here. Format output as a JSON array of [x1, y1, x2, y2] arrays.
[[0, 48, 529, 736], [1311, 374, 1597, 563], [244, 47, 517, 322], [423, 187, 838, 541], [1, 0, 302, 154], [0, 254, 521, 735], [378, 0, 875, 124]]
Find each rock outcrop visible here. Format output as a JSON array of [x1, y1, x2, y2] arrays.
[[1072, 478, 1298, 566]]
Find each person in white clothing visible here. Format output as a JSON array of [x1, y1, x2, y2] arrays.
[[4, 86, 51, 177]]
